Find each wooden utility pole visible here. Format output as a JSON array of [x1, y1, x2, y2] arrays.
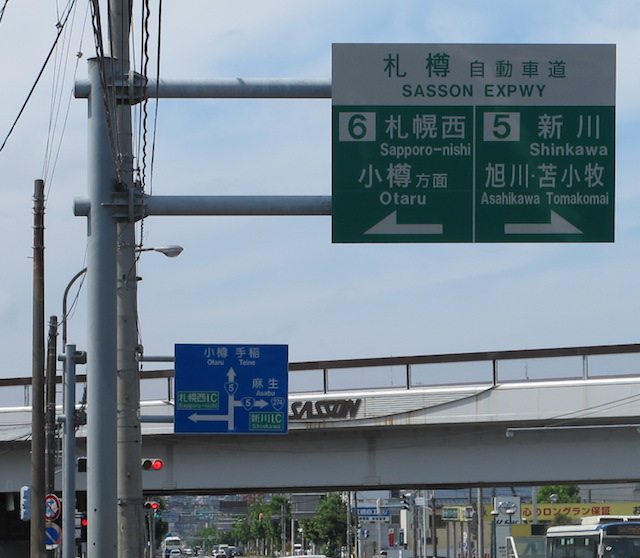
[[31, 178, 46, 558]]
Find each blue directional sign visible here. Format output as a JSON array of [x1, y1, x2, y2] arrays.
[[174, 344, 288, 434], [356, 507, 390, 517]]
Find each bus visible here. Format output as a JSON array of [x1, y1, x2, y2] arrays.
[[162, 536, 183, 556], [547, 516, 640, 558]]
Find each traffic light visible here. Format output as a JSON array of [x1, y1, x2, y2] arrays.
[[80, 513, 88, 542], [77, 457, 87, 473], [144, 501, 161, 518], [19, 486, 31, 521], [141, 458, 164, 470], [401, 492, 413, 510]]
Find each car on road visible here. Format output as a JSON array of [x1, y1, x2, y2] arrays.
[[169, 550, 181, 557]]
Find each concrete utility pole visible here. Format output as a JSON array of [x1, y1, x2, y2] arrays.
[[31, 178, 46, 558], [106, 2, 146, 558]]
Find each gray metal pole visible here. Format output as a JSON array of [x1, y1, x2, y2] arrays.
[[75, 78, 332, 100], [86, 57, 119, 558], [477, 489, 483, 558], [73, 194, 332, 217], [45, 316, 58, 498], [62, 344, 77, 558]]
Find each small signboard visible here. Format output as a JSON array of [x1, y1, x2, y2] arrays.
[[442, 506, 461, 521], [332, 43, 615, 243], [44, 494, 61, 522], [174, 344, 288, 434], [442, 506, 474, 521], [45, 521, 61, 550], [357, 506, 391, 518]]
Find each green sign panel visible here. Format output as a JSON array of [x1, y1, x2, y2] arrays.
[[441, 507, 461, 521], [249, 412, 285, 431], [177, 391, 220, 411], [332, 44, 615, 243]]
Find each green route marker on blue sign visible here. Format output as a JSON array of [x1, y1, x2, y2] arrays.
[[332, 44, 615, 243]]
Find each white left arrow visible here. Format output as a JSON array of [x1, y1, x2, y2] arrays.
[[504, 211, 582, 235], [188, 413, 228, 423], [365, 211, 443, 236]]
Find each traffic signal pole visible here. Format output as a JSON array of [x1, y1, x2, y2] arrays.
[[78, 6, 330, 558], [85, 56, 119, 558]]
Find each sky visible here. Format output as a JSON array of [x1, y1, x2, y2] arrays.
[[0, 0, 639, 394]]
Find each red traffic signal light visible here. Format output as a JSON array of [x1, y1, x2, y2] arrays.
[[144, 501, 161, 518], [80, 513, 88, 543], [141, 458, 163, 470]]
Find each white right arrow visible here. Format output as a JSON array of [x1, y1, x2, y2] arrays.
[[504, 211, 583, 235]]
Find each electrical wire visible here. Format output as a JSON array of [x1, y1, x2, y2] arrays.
[[148, 0, 163, 196], [545, 390, 640, 427], [0, 0, 9, 24], [41, 0, 85, 189], [0, 0, 77, 154], [134, 0, 163, 354], [89, 0, 122, 184]]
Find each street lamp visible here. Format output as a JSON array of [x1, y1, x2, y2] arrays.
[[59, 245, 183, 558], [490, 510, 499, 558], [61, 245, 183, 344], [137, 245, 184, 258]]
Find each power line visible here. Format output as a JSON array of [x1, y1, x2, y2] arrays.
[[0, 0, 9, 24], [42, 0, 85, 188], [0, 0, 77, 154]]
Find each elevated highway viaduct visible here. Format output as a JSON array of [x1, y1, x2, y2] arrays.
[[0, 343, 639, 495]]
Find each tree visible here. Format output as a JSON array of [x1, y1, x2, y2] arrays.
[[537, 486, 581, 503], [199, 524, 222, 554], [301, 493, 347, 558], [247, 496, 291, 555], [537, 486, 581, 526], [230, 516, 251, 549]]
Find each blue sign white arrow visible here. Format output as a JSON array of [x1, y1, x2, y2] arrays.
[[174, 344, 288, 434]]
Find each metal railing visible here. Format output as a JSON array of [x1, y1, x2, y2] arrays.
[[1, 343, 639, 406]]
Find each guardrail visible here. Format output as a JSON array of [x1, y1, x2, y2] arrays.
[[1, 343, 639, 406]]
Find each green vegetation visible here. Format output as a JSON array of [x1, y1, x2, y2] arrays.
[[300, 493, 348, 558], [537, 486, 581, 504], [193, 493, 348, 557], [537, 485, 581, 526]]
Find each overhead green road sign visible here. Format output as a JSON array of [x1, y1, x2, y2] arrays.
[[331, 43, 615, 243]]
